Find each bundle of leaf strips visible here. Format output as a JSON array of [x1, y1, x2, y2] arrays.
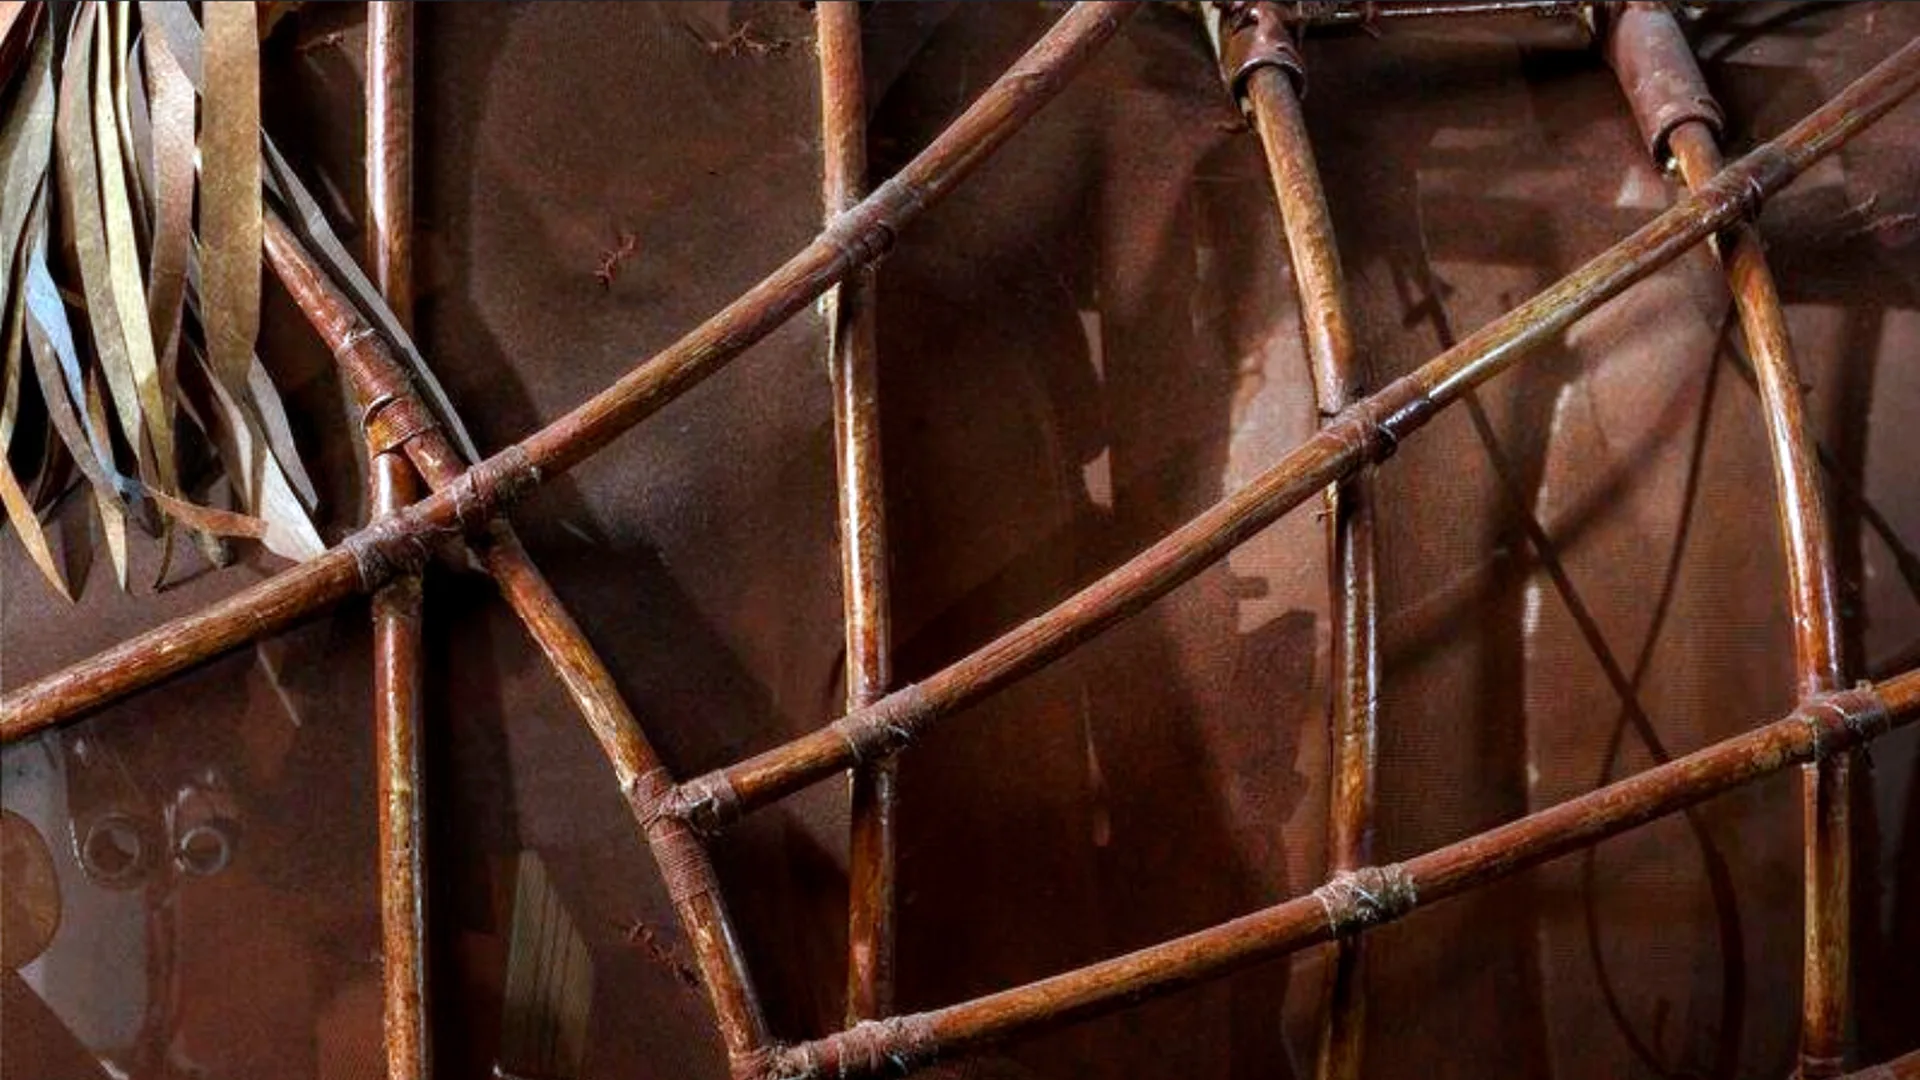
[[0, 0, 327, 598]]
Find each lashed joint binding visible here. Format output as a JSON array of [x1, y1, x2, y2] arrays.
[[341, 445, 541, 591], [755, 1016, 941, 1080], [821, 176, 929, 269], [1798, 683, 1892, 760], [1312, 863, 1417, 934], [675, 771, 745, 835], [1331, 376, 1434, 464], [832, 683, 930, 766]]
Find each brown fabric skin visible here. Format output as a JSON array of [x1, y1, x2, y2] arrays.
[[3, 3, 1918, 1078]]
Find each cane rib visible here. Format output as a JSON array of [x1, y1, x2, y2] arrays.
[[1214, 6, 1379, 1078], [816, 0, 901, 1026], [364, 6, 430, 1080], [1674, 92, 1857, 1080], [1605, 5, 1856, 1074]]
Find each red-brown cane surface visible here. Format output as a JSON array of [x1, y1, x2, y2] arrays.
[[1224, 8, 1379, 1078], [365, 6, 429, 1078], [1607, 4, 1856, 1073], [816, 1, 898, 1027]]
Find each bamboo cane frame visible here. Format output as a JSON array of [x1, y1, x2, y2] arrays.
[[761, 675, 1920, 1080], [0, 4, 1914, 1078], [1604, 5, 1856, 1073], [1672, 95, 1855, 1080], [816, 1, 899, 1025], [365, 5, 430, 1079], [671, 33, 1920, 830], [1214, 7, 1379, 1078], [9, 6, 1136, 1067]]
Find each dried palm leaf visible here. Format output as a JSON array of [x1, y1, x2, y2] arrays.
[[146, 0, 325, 529], [199, 1, 261, 449], [55, 4, 148, 489], [2, 233, 66, 599], [0, 24, 66, 596], [141, 14, 192, 391], [0, 0, 477, 594], [22, 190, 132, 587], [0, 0, 331, 595], [91, 4, 191, 581], [142, 3, 480, 462]]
